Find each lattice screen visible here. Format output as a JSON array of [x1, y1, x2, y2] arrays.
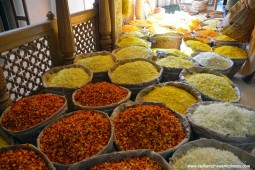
[[73, 19, 98, 55], [0, 37, 52, 101]]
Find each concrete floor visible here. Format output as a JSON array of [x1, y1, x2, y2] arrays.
[[232, 74, 255, 109]]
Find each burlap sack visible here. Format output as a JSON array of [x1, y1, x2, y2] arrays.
[[69, 150, 170, 170], [179, 67, 241, 102], [169, 138, 255, 169], [37, 110, 115, 170], [111, 101, 191, 160], [187, 101, 255, 152], [0, 94, 67, 145], [0, 144, 55, 170]]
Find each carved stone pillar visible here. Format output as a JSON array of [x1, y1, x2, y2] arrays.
[[99, 0, 112, 51], [55, 0, 76, 64], [109, 0, 122, 49]]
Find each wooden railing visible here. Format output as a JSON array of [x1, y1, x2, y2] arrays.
[[0, 0, 123, 113], [0, 4, 102, 113]]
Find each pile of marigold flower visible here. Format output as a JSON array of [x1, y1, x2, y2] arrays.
[[194, 36, 211, 44], [1, 94, 65, 131], [90, 156, 162, 170], [113, 104, 185, 152], [122, 25, 141, 32], [0, 146, 48, 169], [196, 29, 219, 37], [39, 110, 111, 165], [73, 82, 129, 107]]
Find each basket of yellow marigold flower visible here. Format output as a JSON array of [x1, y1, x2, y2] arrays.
[[213, 35, 247, 50], [212, 45, 248, 78], [181, 38, 211, 56], [112, 46, 152, 61], [74, 51, 116, 83], [42, 64, 92, 111], [108, 58, 163, 99], [135, 81, 202, 115], [155, 53, 197, 82], [179, 67, 240, 102]]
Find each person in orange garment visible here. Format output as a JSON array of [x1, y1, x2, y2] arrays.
[[239, 0, 255, 84]]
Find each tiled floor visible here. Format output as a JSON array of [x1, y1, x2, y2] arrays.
[[232, 74, 255, 109]]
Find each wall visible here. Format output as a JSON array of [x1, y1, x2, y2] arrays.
[[25, 0, 51, 24]]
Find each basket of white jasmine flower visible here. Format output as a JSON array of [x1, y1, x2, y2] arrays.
[[186, 101, 255, 152]]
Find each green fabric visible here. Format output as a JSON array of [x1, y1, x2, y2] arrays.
[[163, 4, 181, 14], [226, 0, 239, 10]]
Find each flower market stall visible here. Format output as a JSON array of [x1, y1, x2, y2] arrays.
[[0, 0, 255, 169]]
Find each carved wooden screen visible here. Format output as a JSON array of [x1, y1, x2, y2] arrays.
[[71, 9, 99, 55], [0, 37, 52, 100], [0, 22, 56, 101]]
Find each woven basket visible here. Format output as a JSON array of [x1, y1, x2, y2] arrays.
[[150, 33, 183, 49], [191, 0, 208, 12]]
